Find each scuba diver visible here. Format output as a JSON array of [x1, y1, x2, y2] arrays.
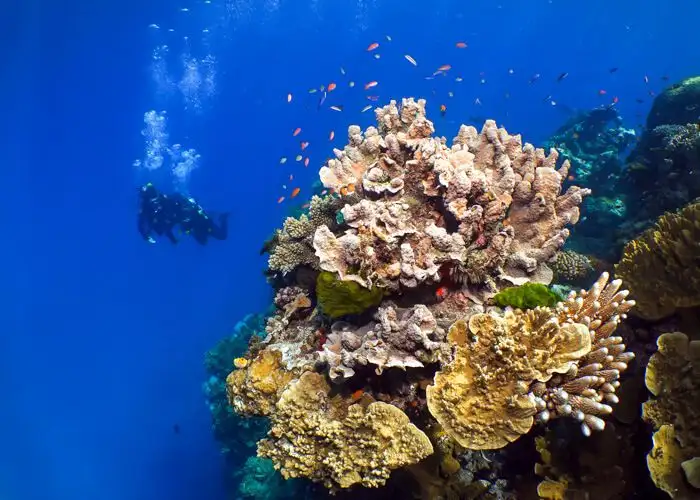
[[137, 182, 229, 245]]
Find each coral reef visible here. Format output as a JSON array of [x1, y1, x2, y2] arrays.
[[614, 201, 700, 320], [648, 76, 700, 129], [643, 331, 700, 499], [222, 98, 632, 496]]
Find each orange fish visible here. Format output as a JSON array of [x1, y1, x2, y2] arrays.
[[304, 157, 309, 167], [290, 187, 301, 198], [367, 42, 379, 51], [328, 82, 337, 92], [435, 286, 449, 300], [598, 89, 607, 95], [277, 196, 285, 204], [438, 64, 452, 71], [351, 389, 364, 400], [346, 183, 356, 193], [329, 130, 335, 141], [293, 127, 302, 136], [301, 141, 309, 150], [301, 203, 310, 209], [440, 104, 447, 117], [455, 41, 467, 48], [364, 80, 378, 90], [340, 186, 348, 196], [366, 95, 379, 101]]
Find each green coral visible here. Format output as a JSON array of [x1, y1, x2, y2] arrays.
[[316, 271, 384, 318], [493, 283, 565, 310]]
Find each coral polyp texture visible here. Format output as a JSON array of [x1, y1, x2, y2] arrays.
[[614, 201, 700, 320], [231, 98, 634, 493], [643, 332, 700, 499]]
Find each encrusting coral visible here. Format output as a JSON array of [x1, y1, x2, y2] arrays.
[[550, 250, 595, 287], [427, 272, 635, 450], [643, 331, 700, 499], [257, 371, 434, 491], [614, 201, 700, 320]]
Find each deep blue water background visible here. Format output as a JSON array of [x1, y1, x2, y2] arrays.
[[2, 0, 698, 498]]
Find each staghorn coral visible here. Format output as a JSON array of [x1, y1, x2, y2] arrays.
[[531, 272, 636, 436], [319, 303, 448, 382], [614, 201, 700, 320], [643, 331, 700, 499], [309, 98, 589, 293], [427, 273, 635, 450], [257, 371, 433, 491], [267, 195, 344, 274]]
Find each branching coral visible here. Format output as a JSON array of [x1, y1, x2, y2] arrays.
[[257, 371, 433, 491], [643, 331, 700, 499], [267, 195, 344, 274], [427, 273, 635, 449], [614, 201, 700, 320]]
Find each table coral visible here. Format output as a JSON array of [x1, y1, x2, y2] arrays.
[[643, 331, 700, 499], [614, 201, 700, 320], [257, 371, 433, 491]]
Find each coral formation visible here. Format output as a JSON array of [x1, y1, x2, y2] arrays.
[[258, 371, 434, 491], [643, 331, 700, 499], [315, 271, 384, 318], [492, 282, 564, 309], [427, 272, 634, 450], [550, 250, 595, 287], [614, 201, 700, 320], [648, 76, 700, 129]]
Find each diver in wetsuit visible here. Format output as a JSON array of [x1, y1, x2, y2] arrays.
[[137, 182, 229, 245]]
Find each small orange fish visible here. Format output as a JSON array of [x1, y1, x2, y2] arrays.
[[598, 89, 607, 95], [567, 175, 575, 181], [301, 141, 309, 150], [440, 104, 447, 117], [340, 186, 348, 196], [455, 41, 468, 48], [293, 127, 302, 136], [346, 183, 356, 193], [366, 95, 379, 101], [438, 64, 452, 71], [277, 196, 285, 204], [435, 286, 449, 300], [290, 187, 301, 198], [367, 42, 379, 51], [301, 203, 310, 209], [364, 80, 378, 90], [304, 157, 310, 167], [351, 389, 364, 400], [328, 82, 337, 92], [321, 189, 328, 195], [287, 93, 292, 102], [329, 130, 335, 141]]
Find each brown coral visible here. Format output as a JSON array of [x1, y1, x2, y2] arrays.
[[643, 331, 700, 499], [426, 307, 591, 450], [319, 303, 447, 382], [310, 99, 589, 293], [614, 201, 700, 320], [226, 349, 296, 416], [550, 250, 595, 286], [257, 371, 433, 490]]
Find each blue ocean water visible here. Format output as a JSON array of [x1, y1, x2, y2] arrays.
[[2, 0, 698, 499]]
